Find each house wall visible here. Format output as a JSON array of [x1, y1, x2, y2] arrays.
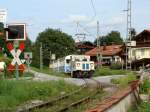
[[129, 47, 150, 60]]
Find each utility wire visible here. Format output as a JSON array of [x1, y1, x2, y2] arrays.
[[90, 0, 97, 21], [78, 22, 96, 37]]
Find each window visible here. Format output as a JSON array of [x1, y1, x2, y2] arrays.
[[66, 59, 70, 64], [82, 58, 87, 61], [141, 49, 145, 56], [132, 50, 135, 56]]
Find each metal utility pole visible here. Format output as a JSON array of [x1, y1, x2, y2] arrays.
[[40, 42, 43, 70], [125, 0, 132, 70], [96, 21, 101, 68]]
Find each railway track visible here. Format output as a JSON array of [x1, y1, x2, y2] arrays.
[[17, 79, 103, 112]]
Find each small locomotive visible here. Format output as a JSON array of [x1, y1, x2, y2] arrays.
[[50, 55, 95, 78]]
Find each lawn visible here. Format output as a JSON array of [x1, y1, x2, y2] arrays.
[[111, 73, 137, 87], [0, 80, 79, 111], [0, 71, 34, 79], [94, 66, 135, 76]]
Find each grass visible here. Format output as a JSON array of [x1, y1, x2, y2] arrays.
[[65, 92, 107, 112], [0, 79, 79, 111], [139, 78, 150, 94], [0, 71, 34, 79], [32, 90, 106, 112], [128, 101, 150, 112], [136, 102, 150, 112], [94, 66, 134, 76], [111, 72, 137, 87], [128, 79, 150, 112], [31, 66, 69, 77]]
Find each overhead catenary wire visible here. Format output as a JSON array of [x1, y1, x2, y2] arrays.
[[90, 0, 97, 21], [77, 23, 96, 37]]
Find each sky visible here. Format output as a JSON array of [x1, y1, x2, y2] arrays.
[[0, 0, 150, 42]]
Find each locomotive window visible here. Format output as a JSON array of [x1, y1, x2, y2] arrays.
[[66, 59, 70, 64], [82, 59, 87, 61], [75, 59, 80, 61]]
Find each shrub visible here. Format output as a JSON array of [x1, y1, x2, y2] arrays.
[[94, 67, 129, 76], [94, 67, 113, 76], [110, 63, 122, 70], [0, 57, 11, 65]]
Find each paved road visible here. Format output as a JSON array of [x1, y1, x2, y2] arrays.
[[29, 70, 124, 87]]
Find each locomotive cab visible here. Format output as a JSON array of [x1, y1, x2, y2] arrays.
[[65, 55, 95, 78]]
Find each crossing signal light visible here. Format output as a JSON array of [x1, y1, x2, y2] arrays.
[[5, 23, 26, 41]]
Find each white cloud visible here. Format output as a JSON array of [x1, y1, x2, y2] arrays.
[[104, 15, 125, 27], [86, 20, 97, 28], [62, 14, 90, 23]]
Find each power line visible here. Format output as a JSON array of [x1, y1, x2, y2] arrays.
[[90, 0, 97, 21], [77, 23, 96, 37]]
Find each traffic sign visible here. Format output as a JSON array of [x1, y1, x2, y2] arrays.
[[24, 52, 32, 72], [0, 9, 7, 23], [51, 54, 56, 60], [13, 40, 19, 48], [24, 52, 32, 59]]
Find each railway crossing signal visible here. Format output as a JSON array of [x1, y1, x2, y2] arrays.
[[6, 42, 25, 73], [5, 23, 27, 79]]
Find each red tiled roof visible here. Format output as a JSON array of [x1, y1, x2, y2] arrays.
[[144, 30, 150, 33], [85, 45, 123, 56], [76, 44, 95, 49], [75, 42, 95, 49]]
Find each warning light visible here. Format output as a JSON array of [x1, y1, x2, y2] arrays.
[[5, 23, 26, 41]]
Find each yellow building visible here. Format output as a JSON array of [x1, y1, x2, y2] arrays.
[[129, 30, 150, 68], [130, 47, 150, 61]]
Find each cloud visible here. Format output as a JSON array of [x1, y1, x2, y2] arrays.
[[104, 15, 125, 27], [62, 14, 90, 23], [86, 20, 97, 28]]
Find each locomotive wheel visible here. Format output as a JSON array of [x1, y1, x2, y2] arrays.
[[87, 71, 94, 78], [72, 72, 77, 78]]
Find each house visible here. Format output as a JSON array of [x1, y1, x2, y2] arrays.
[[128, 30, 150, 68], [85, 44, 124, 65], [75, 42, 95, 54]]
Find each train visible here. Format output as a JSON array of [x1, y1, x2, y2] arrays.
[[50, 55, 95, 78]]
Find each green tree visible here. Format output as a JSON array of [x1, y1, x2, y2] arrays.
[[24, 35, 32, 52], [130, 28, 136, 39], [0, 23, 6, 56], [94, 31, 123, 45], [32, 28, 76, 67]]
